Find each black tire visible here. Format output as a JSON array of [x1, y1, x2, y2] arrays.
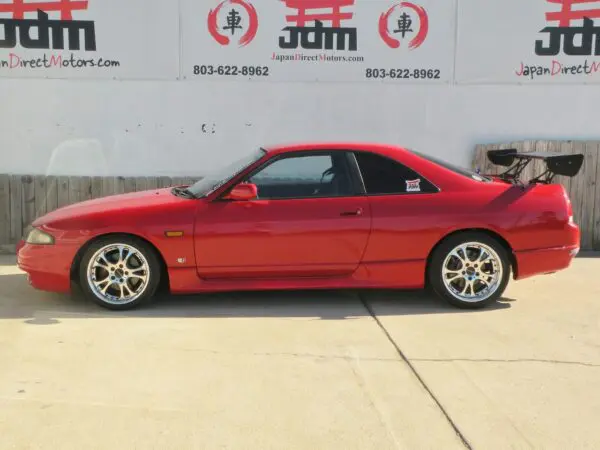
[[78, 235, 161, 310], [427, 232, 511, 309]]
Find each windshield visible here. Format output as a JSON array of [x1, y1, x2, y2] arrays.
[[186, 148, 266, 197], [411, 150, 491, 182]]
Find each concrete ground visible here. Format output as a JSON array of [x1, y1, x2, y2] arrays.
[[0, 255, 599, 450]]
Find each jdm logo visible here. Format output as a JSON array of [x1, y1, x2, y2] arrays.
[[279, 0, 358, 51], [0, 0, 96, 51], [536, 0, 600, 56], [207, 0, 259, 47], [378, 2, 429, 50]]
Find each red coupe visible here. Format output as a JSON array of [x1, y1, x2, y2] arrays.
[[17, 143, 582, 310]]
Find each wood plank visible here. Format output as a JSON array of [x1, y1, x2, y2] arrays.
[[114, 177, 125, 195], [481, 143, 491, 175], [123, 177, 136, 193], [594, 143, 600, 250], [146, 177, 159, 190], [9, 175, 23, 243], [91, 176, 103, 199], [0, 175, 9, 245], [135, 177, 148, 192], [569, 141, 586, 243], [46, 176, 58, 213], [102, 177, 115, 198], [21, 175, 36, 229], [580, 142, 599, 251], [34, 176, 47, 220], [68, 176, 81, 205], [473, 145, 489, 174], [57, 176, 70, 208], [158, 176, 171, 188], [80, 176, 92, 202], [472, 145, 482, 172]]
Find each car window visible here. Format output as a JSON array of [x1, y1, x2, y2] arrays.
[[248, 153, 354, 199], [354, 152, 438, 195]]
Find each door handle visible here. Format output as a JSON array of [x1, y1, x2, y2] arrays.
[[340, 208, 363, 217]]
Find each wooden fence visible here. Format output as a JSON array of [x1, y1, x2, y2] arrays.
[[473, 140, 600, 251], [1, 140, 598, 252], [0, 175, 199, 253]]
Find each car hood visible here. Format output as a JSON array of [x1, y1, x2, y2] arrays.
[[33, 188, 193, 226]]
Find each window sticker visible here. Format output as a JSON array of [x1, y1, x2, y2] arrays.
[[406, 179, 421, 192]]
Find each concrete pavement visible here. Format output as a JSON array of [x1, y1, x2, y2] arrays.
[[0, 254, 599, 449], [368, 256, 600, 449]]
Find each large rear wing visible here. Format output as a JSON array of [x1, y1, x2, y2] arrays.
[[486, 149, 584, 184]]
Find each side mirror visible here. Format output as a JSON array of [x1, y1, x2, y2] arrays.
[[224, 183, 258, 201]]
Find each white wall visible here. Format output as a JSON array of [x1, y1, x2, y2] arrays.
[[1, 79, 595, 176]]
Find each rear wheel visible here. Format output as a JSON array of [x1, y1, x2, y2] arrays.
[[428, 232, 511, 309], [78, 236, 160, 310]]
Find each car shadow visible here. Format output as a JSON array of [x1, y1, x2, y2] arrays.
[[0, 272, 513, 323]]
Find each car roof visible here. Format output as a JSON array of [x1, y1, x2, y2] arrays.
[[262, 142, 410, 158]]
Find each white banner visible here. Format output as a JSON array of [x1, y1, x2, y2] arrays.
[[0, 0, 179, 79], [456, 0, 600, 84], [182, 0, 456, 83]]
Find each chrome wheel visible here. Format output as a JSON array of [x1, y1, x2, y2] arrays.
[[441, 242, 503, 303], [86, 243, 150, 305]]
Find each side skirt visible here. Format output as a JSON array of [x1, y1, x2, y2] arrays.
[[167, 259, 427, 294]]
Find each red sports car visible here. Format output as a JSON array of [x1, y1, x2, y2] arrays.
[[17, 143, 582, 310]]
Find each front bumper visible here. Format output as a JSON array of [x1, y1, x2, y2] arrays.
[[17, 240, 78, 293]]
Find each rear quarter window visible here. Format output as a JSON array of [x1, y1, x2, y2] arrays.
[[354, 152, 439, 195]]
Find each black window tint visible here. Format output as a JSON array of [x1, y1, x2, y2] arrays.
[[354, 152, 438, 195], [248, 153, 354, 199]]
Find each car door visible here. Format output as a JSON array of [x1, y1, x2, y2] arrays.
[[194, 151, 371, 279]]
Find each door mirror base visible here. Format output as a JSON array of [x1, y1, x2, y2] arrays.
[[223, 183, 258, 201]]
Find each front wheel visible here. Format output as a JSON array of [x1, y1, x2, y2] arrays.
[[78, 236, 161, 310], [428, 232, 511, 309]]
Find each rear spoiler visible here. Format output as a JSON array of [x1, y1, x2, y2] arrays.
[[486, 149, 584, 184]]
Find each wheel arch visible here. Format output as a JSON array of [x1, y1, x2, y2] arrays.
[[70, 232, 170, 292], [425, 228, 517, 284]]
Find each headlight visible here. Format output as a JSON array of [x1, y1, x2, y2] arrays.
[[25, 227, 54, 245]]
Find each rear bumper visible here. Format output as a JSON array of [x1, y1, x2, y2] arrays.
[[16, 240, 77, 293], [514, 244, 579, 280]]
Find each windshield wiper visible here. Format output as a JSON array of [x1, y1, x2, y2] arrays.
[[171, 186, 196, 199]]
